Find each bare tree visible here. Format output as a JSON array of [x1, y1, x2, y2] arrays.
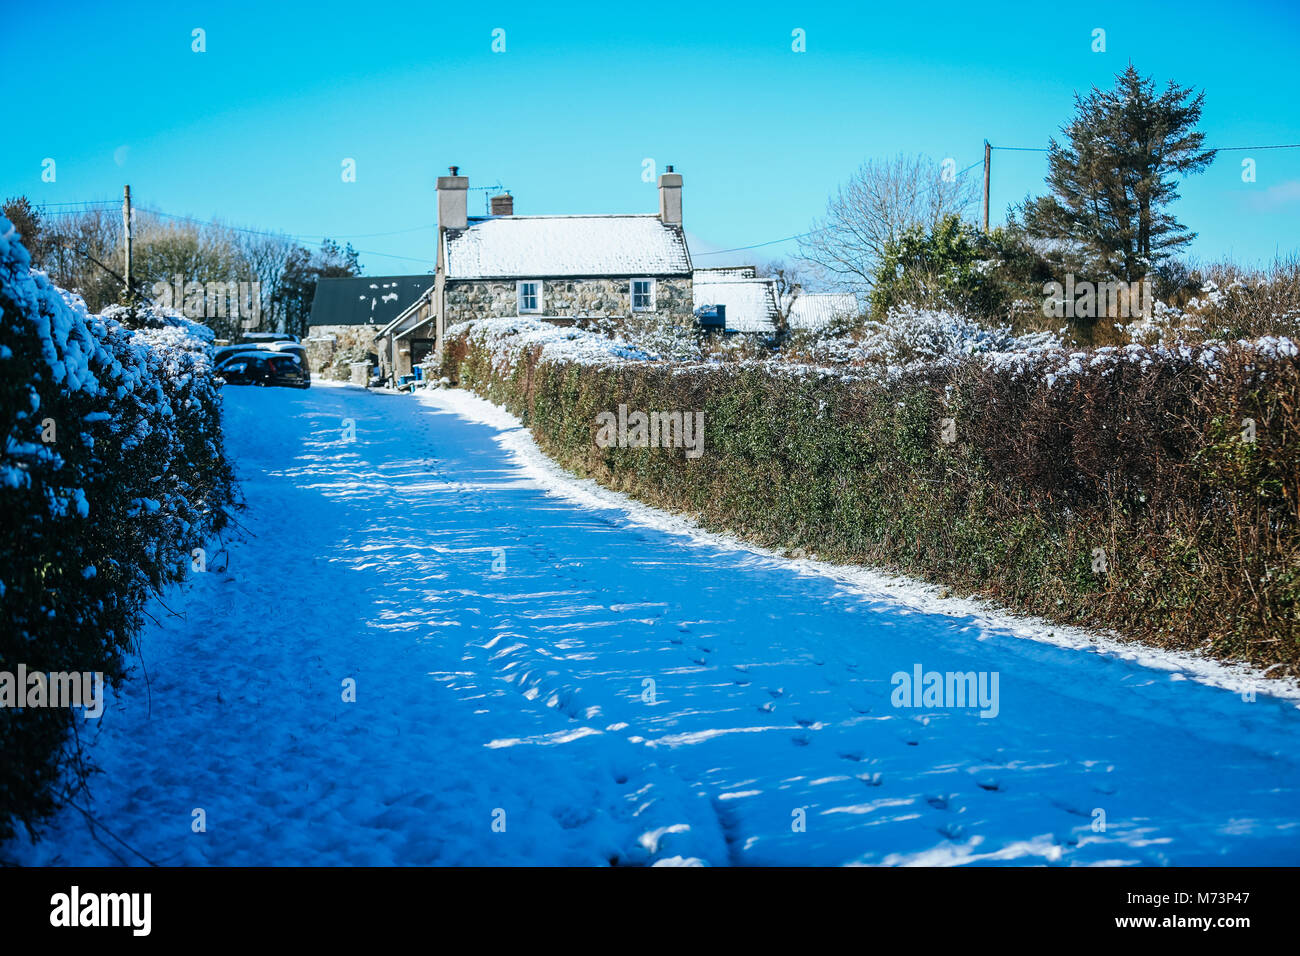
[[41, 207, 124, 311], [759, 259, 809, 341], [798, 153, 978, 292], [235, 231, 295, 331]]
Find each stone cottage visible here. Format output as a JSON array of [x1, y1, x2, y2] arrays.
[[376, 167, 694, 379]]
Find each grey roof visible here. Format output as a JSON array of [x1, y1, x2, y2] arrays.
[[443, 215, 692, 280], [308, 275, 433, 327]]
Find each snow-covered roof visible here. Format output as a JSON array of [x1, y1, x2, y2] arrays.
[[788, 293, 859, 330], [444, 215, 692, 280], [694, 265, 757, 279], [692, 274, 778, 333]]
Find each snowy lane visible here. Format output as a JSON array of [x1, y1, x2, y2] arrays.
[[13, 382, 1300, 866]]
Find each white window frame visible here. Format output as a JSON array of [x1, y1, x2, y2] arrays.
[[630, 278, 656, 312], [517, 280, 542, 315]]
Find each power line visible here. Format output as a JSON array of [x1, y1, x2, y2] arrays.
[[991, 142, 1300, 153], [697, 159, 984, 258], [33, 199, 120, 207], [695, 230, 819, 257], [1213, 143, 1300, 151], [133, 207, 437, 265], [36, 201, 435, 251]]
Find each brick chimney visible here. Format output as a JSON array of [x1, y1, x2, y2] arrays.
[[658, 165, 682, 226], [437, 166, 468, 231], [490, 192, 514, 216]]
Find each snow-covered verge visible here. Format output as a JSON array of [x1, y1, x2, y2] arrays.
[[442, 313, 1300, 676], [423, 385, 1300, 706], [0, 215, 236, 842]]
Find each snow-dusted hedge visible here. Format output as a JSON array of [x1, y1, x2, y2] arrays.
[[444, 315, 1300, 674], [0, 217, 236, 841]]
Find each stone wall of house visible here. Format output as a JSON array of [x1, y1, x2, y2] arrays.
[[305, 324, 382, 380], [444, 277, 694, 327]]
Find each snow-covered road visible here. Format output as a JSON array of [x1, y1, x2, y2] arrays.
[[13, 382, 1300, 866]]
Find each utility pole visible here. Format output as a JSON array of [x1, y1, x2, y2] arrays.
[[122, 184, 133, 297], [982, 141, 991, 234]]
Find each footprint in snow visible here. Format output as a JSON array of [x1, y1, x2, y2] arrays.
[[838, 751, 865, 762], [925, 794, 950, 810], [976, 777, 1003, 792], [937, 822, 965, 841], [758, 701, 775, 714], [767, 688, 784, 698], [794, 717, 816, 728], [733, 679, 751, 687], [858, 772, 884, 787], [1047, 798, 1090, 818], [792, 733, 811, 747], [689, 655, 708, 666]]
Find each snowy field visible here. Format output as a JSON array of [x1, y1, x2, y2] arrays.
[[10, 381, 1300, 866]]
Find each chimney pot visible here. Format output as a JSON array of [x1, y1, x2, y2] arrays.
[[449, 165, 459, 176], [490, 192, 514, 216]]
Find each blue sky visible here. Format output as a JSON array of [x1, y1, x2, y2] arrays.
[[4, 0, 1298, 277]]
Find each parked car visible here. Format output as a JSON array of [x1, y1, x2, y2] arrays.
[[263, 341, 309, 364], [216, 346, 305, 370], [240, 332, 299, 344], [219, 352, 311, 389], [214, 344, 271, 366]]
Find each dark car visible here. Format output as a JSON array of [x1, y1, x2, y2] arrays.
[[214, 344, 271, 366], [220, 353, 310, 389]]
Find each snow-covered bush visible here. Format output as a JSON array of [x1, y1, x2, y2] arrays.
[[0, 215, 236, 842], [1120, 266, 1300, 347], [854, 305, 1063, 367], [782, 305, 1062, 373], [578, 313, 704, 363]]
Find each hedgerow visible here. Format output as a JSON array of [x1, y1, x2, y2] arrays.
[[443, 316, 1300, 674], [0, 217, 236, 842]]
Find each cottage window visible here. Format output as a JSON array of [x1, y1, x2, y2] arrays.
[[631, 278, 656, 311], [517, 280, 542, 314]]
